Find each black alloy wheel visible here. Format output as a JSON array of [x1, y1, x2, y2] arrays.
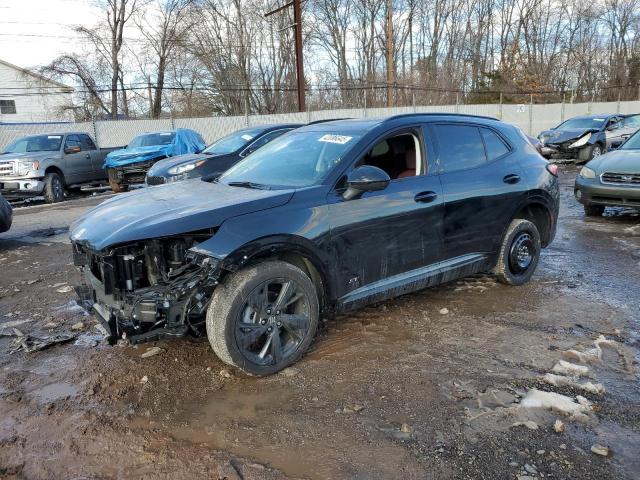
[[235, 278, 311, 366]]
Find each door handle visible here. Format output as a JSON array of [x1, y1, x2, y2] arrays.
[[414, 191, 438, 203], [85, 154, 91, 159], [503, 174, 521, 184]]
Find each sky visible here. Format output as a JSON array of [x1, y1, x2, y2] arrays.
[[0, 0, 100, 70]]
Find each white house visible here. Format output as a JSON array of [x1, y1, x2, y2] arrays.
[[0, 58, 74, 123]]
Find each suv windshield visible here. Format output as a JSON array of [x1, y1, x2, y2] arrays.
[[219, 131, 361, 188], [3, 135, 63, 153], [620, 130, 640, 150], [556, 117, 606, 130], [203, 128, 265, 155], [128, 132, 175, 148], [622, 114, 640, 128]]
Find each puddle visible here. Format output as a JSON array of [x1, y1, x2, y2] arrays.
[[30, 382, 78, 405]]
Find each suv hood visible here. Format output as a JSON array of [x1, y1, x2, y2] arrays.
[[104, 145, 173, 169], [538, 128, 596, 145], [586, 149, 640, 174], [147, 152, 221, 177], [70, 180, 294, 251]]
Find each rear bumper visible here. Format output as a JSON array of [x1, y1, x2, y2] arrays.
[[575, 177, 640, 207], [0, 178, 45, 195]]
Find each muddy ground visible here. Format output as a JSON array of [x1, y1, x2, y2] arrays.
[[0, 167, 638, 479]]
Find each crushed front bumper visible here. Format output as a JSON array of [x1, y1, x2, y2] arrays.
[[540, 144, 577, 160], [109, 159, 162, 186], [574, 177, 640, 208]]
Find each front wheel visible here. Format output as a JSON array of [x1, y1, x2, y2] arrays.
[[577, 143, 602, 163], [493, 219, 541, 286], [43, 172, 65, 203], [207, 261, 319, 376]]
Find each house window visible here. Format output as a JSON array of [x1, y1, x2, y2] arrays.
[[0, 100, 17, 114]]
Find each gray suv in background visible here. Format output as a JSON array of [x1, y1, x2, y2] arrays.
[[0, 133, 116, 202]]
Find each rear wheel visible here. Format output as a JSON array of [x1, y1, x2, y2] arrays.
[[584, 204, 605, 217], [207, 261, 319, 376], [493, 219, 541, 286], [43, 172, 65, 203]]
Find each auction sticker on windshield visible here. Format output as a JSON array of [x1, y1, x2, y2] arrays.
[[319, 134, 352, 144], [48, 136, 62, 139]]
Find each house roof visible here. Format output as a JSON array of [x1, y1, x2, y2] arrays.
[[0, 58, 73, 92]]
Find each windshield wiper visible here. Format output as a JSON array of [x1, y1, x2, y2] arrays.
[[227, 181, 271, 190]]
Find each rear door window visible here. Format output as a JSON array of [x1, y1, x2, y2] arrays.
[[433, 124, 486, 173], [480, 128, 509, 160]]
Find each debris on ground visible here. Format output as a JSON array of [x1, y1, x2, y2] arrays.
[[439, 308, 449, 315], [71, 322, 85, 331], [9, 332, 76, 353], [542, 373, 605, 394], [400, 423, 412, 433], [280, 367, 300, 377], [519, 389, 591, 419], [141, 346, 164, 358], [219, 369, 232, 378], [55, 285, 74, 294], [552, 360, 591, 377], [554, 419, 565, 433], [590, 444, 609, 456], [140, 375, 149, 384]]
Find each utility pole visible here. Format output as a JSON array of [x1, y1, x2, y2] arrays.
[[265, 0, 306, 112], [386, 0, 395, 107]]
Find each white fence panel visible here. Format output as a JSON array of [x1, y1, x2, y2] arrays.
[[3, 100, 640, 151], [0, 121, 94, 151]]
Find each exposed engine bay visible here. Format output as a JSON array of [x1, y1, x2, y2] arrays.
[[72, 229, 220, 344]]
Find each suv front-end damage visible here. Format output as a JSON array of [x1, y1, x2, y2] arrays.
[[72, 230, 222, 344]]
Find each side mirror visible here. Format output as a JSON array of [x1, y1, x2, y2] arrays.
[[64, 145, 81, 154], [343, 165, 390, 200]]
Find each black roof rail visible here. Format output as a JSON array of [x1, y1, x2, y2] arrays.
[[306, 118, 353, 125], [382, 112, 499, 123]]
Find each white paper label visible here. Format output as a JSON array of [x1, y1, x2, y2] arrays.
[[47, 135, 62, 139], [319, 134, 352, 144], [241, 134, 254, 141]]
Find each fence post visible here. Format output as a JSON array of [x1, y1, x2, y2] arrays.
[[412, 90, 416, 113], [561, 92, 565, 123], [455, 91, 459, 113], [244, 98, 249, 127], [529, 94, 534, 135], [617, 89, 621, 113], [91, 113, 98, 145], [363, 86, 367, 118], [307, 101, 311, 123], [498, 92, 503, 120], [170, 111, 175, 130]]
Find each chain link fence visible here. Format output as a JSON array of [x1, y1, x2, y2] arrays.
[[1, 100, 640, 151]]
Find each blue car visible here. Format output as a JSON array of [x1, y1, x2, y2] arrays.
[[104, 128, 205, 192]]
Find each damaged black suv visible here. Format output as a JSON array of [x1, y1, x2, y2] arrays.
[[71, 114, 559, 375]]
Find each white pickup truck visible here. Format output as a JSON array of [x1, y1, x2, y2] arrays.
[[0, 132, 118, 203]]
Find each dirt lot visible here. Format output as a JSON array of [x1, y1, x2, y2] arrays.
[[1, 167, 639, 480]]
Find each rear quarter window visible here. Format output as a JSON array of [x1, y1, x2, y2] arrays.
[[433, 124, 486, 173], [480, 128, 510, 160]]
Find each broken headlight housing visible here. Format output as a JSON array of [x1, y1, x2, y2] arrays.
[[168, 160, 205, 175], [569, 133, 591, 149]]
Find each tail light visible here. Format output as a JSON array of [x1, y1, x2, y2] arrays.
[[546, 163, 558, 176]]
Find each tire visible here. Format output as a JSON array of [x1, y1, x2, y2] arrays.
[[207, 261, 319, 376], [43, 172, 65, 203], [584, 204, 605, 217], [493, 219, 542, 286], [577, 143, 602, 163]]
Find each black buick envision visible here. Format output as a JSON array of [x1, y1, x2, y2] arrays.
[[71, 114, 559, 375]]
